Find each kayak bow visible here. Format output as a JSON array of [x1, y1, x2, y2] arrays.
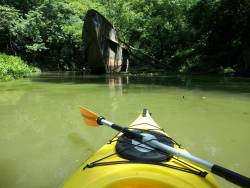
[[63, 108, 228, 188]]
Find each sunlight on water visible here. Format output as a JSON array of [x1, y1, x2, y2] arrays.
[[0, 72, 249, 188]]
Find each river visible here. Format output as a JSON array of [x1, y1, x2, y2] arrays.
[[0, 72, 249, 188]]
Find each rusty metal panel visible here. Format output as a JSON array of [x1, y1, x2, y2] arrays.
[[82, 9, 129, 74]]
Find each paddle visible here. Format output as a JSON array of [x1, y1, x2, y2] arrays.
[[80, 107, 250, 187]]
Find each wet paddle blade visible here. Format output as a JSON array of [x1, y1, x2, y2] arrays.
[[80, 107, 99, 126]]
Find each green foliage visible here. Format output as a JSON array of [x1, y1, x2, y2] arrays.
[[0, 53, 35, 80], [188, 0, 250, 74], [0, 0, 86, 69], [0, 0, 43, 13], [0, 0, 249, 75], [0, 5, 21, 52], [97, 0, 250, 75], [0, 5, 20, 32], [100, 0, 198, 62], [19, 10, 47, 52]]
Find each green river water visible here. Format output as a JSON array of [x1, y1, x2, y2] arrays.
[[0, 72, 250, 188]]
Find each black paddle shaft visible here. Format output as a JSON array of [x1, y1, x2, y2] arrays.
[[212, 164, 250, 187], [112, 124, 143, 141], [97, 117, 143, 141]]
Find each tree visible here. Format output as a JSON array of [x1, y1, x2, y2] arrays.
[[188, 0, 250, 74], [0, 5, 21, 53], [98, 0, 197, 62]]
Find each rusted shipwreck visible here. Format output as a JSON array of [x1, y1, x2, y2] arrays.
[[83, 9, 129, 74]]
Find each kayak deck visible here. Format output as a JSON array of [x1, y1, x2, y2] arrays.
[[63, 109, 219, 188]]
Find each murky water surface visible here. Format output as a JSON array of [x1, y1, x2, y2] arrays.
[[0, 72, 250, 188]]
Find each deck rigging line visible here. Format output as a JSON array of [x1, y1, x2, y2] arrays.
[[83, 123, 208, 177]]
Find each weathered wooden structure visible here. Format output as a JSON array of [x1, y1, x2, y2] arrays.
[[82, 9, 129, 74]]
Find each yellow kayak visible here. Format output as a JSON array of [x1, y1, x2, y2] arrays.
[[63, 109, 220, 188]]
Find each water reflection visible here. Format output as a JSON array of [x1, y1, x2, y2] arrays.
[[106, 75, 129, 119], [30, 72, 250, 94], [106, 75, 129, 94]]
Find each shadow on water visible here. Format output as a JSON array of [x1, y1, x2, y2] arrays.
[[30, 71, 250, 94], [68, 132, 93, 152], [0, 160, 17, 188]]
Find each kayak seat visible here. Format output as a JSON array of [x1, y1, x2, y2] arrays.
[[116, 130, 174, 162]]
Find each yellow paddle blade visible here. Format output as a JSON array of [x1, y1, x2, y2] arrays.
[[80, 107, 99, 126]]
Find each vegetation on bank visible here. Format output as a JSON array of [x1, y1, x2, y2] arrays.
[[0, 0, 249, 76], [0, 53, 37, 80]]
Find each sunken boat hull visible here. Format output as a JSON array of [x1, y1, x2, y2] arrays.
[[83, 9, 129, 74]]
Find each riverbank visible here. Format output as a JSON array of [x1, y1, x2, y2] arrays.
[[0, 53, 40, 81]]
